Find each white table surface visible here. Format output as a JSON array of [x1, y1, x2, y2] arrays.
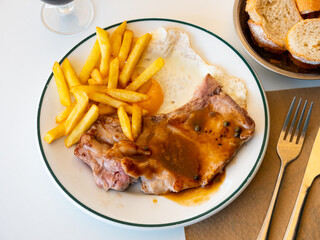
[[1, 0, 319, 239]]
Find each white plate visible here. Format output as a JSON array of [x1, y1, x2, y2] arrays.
[[37, 18, 269, 229]]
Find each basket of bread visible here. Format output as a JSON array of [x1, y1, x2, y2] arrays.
[[234, 0, 320, 79]]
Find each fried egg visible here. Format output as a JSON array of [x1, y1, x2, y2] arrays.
[[136, 27, 247, 114]]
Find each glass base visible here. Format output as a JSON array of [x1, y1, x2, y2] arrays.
[[41, 0, 94, 35]]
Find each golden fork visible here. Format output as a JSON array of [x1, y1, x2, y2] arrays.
[[257, 97, 313, 240]]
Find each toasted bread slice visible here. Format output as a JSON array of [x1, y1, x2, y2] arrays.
[[247, 20, 285, 53], [246, 0, 302, 53], [296, 0, 320, 14], [285, 19, 320, 68]]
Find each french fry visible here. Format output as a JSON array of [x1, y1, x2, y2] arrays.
[[44, 120, 66, 144], [88, 92, 131, 112], [91, 68, 104, 84], [86, 102, 94, 111], [112, 21, 127, 37], [61, 58, 81, 88], [132, 104, 142, 140], [96, 27, 111, 77], [65, 92, 89, 135], [119, 33, 152, 87], [98, 103, 116, 115], [79, 40, 101, 84], [88, 78, 97, 85], [129, 37, 138, 54], [126, 57, 165, 91], [52, 62, 71, 107], [73, 91, 82, 102], [137, 79, 152, 93], [108, 57, 119, 89], [103, 76, 109, 86], [110, 21, 127, 57], [117, 105, 133, 141], [56, 101, 76, 123], [111, 34, 122, 58], [107, 89, 148, 102], [65, 104, 99, 147], [118, 30, 133, 69], [70, 85, 108, 95], [131, 69, 139, 81], [88, 92, 148, 116]]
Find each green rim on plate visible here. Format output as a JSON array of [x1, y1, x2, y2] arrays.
[[37, 18, 269, 228]]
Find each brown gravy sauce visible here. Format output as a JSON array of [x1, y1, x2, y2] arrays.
[[163, 171, 226, 206]]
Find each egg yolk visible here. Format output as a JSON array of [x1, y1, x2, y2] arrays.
[[137, 79, 163, 115]]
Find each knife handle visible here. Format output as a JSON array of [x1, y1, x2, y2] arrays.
[[283, 179, 311, 240]]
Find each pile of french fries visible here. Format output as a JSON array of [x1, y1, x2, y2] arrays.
[[44, 21, 165, 147]]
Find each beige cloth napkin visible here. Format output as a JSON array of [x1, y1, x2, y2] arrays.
[[185, 87, 320, 240]]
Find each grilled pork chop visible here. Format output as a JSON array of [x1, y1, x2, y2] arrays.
[[74, 121, 149, 191], [75, 74, 255, 194]]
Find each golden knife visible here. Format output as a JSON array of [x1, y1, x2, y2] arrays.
[[284, 127, 320, 240]]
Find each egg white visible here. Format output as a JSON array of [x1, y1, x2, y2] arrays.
[[136, 27, 247, 114]]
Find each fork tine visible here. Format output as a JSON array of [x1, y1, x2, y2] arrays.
[[292, 100, 307, 143], [298, 102, 313, 144], [288, 98, 302, 141], [280, 97, 296, 140]]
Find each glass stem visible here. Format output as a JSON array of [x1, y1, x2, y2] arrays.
[[57, 3, 74, 15]]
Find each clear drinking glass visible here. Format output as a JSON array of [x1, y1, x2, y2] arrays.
[[40, 0, 94, 35]]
